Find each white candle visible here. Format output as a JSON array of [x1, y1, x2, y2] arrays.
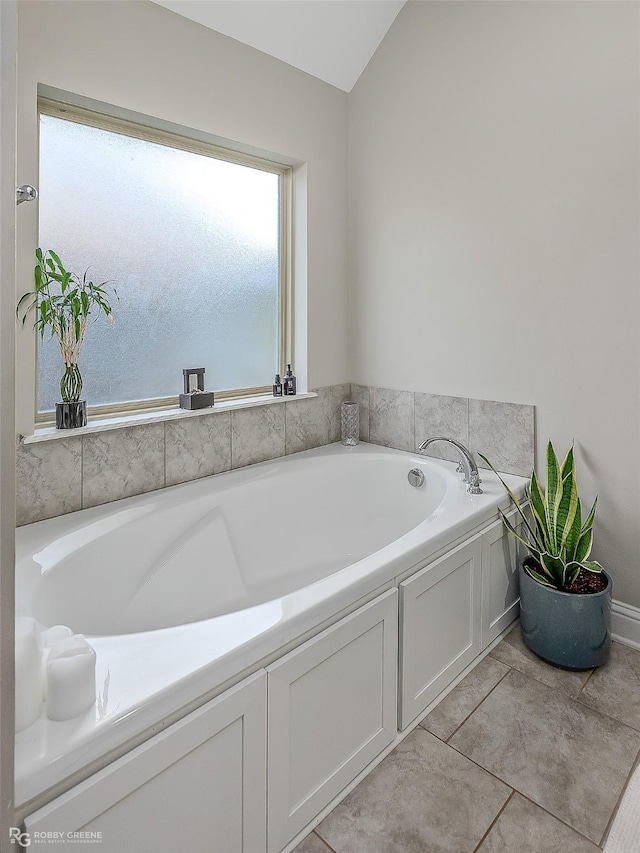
[[15, 617, 43, 732]]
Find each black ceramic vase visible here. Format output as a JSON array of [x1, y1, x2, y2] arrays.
[[55, 401, 87, 429]]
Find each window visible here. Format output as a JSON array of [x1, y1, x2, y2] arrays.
[[36, 100, 292, 419]]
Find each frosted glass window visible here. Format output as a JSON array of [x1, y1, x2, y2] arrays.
[[37, 111, 283, 413]]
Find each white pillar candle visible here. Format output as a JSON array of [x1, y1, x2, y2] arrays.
[[46, 635, 96, 721], [15, 617, 43, 732]]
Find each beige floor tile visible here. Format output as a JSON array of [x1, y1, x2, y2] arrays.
[[420, 656, 510, 741], [292, 831, 335, 853], [478, 793, 601, 852], [579, 641, 640, 731], [490, 625, 593, 697], [450, 669, 640, 844], [316, 728, 511, 853]]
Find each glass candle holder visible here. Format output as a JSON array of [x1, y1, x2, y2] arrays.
[[341, 401, 360, 446]]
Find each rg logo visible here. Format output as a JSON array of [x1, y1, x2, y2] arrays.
[[9, 827, 30, 847]]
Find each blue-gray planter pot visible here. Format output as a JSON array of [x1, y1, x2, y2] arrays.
[[519, 559, 612, 670]]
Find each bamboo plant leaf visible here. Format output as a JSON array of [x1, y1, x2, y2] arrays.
[[17, 248, 117, 398], [48, 249, 63, 269]]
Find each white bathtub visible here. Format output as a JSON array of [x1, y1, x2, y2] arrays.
[[15, 442, 526, 810]]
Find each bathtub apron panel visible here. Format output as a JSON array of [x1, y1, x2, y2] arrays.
[[399, 537, 482, 730], [24, 671, 267, 853], [267, 589, 398, 853], [480, 509, 523, 649]]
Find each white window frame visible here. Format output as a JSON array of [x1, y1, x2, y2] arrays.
[[34, 98, 293, 424]]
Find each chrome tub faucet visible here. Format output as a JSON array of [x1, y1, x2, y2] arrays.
[[418, 437, 483, 495]]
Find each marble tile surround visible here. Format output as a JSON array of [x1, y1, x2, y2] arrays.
[[16, 437, 82, 525], [355, 383, 535, 477], [16, 381, 531, 525], [16, 385, 351, 525]]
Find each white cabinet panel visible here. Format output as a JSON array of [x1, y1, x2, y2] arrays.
[[25, 671, 267, 853], [481, 510, 522, 649], [400, 538, 482, 729], [267, 589, 397, 853]]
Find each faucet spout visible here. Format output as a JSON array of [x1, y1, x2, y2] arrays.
[[418, 436, 483, 494]]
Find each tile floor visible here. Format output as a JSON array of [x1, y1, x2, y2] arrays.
[[294, 626, 640, 853]]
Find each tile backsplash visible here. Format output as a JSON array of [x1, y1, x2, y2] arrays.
[[16, 385, 351, 526], [16, 381, 534, 526], [351, 385, 535, 478]]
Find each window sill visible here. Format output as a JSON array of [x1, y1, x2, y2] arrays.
[[21, 392, 317, 445]]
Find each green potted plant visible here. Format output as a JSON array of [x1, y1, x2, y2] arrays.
[[479, 441, 611, 670], [17, 248, 116, 429]]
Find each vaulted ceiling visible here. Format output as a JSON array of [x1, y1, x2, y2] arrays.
[[150, 1, 406, 92]]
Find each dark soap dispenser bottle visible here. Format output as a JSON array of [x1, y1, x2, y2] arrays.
[[283, 364, 297, 395], [273, 373, 283, 397]]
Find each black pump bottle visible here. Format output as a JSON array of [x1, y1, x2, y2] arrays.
[[283, 364, 297, 396]]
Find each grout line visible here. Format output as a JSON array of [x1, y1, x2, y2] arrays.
[[310, 830, 338, 853], [446, 738, 605, 849], [472, 789, 515, 852], [515, 791, 605, 849], [412, 390, 416, 449], [80, 434, 85, 509], [162, 421, 166, 486], [599, 743, 640, 849], [230, 409, 235, 469], [224, 410, 232, 472], [284, 396, 288, 455], [413, 389, 416, 451], [573, 690, 640, 734], [497, 656, 640, 737], [445, 657, 639, 849], [442, 664, 513, 744], [490, 653, 596, 706], [577, 667, 596, 696], [366, 384, 370, 442], [466, 396, 470, 447]]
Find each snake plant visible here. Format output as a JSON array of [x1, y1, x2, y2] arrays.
[[478, 442, 604, 590], [17, 249, 116, 403]]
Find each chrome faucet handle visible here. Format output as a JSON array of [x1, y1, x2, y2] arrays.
[[467, 471, 483, 495], [455, 461, 466, 478]]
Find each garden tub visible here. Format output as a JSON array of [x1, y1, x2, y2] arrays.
[[15, 442, 526, 811]]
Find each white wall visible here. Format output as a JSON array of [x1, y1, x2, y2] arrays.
[[15, 0, 349, 433], [349, 1, 640, 607]]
